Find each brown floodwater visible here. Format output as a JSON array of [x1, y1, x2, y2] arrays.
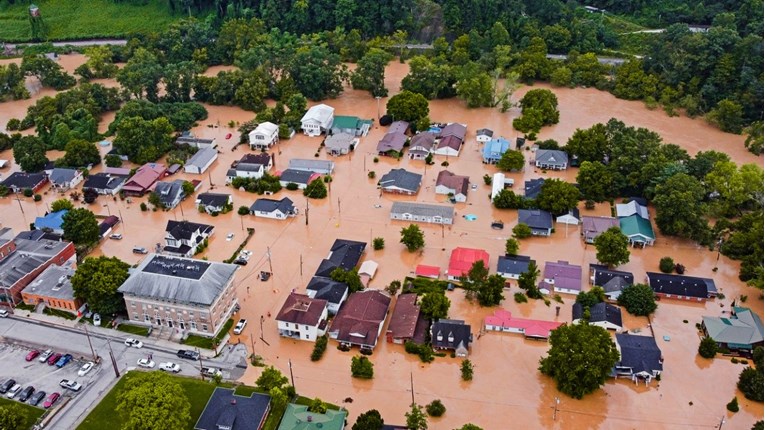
[[0, 55, 762, 429]]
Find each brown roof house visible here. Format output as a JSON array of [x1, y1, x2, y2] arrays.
[[408, 133, 436, 160], [276, 292, 328, 342], [386, 293, 428, 344], [122, 163, 166, 196], [435, 170, 469, 202], [329, 290, 391, 352], [581, 216, 619, 244]]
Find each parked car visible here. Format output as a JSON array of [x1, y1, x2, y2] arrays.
[[18, 386, 35, 402], [109, 233, 123, 240], [25, 350, 40, 361], [201, 367, 222, 378], [28, 390, 46, 406], [78, 362, 94, 376], [38, 349, 52, 363], [55, 354, 73, 368], [59, 379, 82, 392], [124, 338, 143, 348], [137, 358, 155, 368], [93, 313, 101, 326], [225, 133, 232, 139], [0, 379, 16, 394], [43, 392, 60, 409], [176, 350, 200, 361], [48, 353, 62, 366], [0, 309, 8, 318], [158, 362, 181, 373], [226, 233, 234, 241], [132, 246, 148, 254], [233, 319, 247, 335], [5, 384, 21, 399]]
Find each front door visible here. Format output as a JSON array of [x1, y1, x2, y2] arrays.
[[167, 319, 174, 328], [179, 321, 185, 330]]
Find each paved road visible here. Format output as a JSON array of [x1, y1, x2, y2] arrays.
[[3, 39, 127, 50], [546, 53, 630, 65]]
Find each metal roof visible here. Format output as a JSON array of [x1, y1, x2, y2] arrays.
[[390, 201, 453, 219]]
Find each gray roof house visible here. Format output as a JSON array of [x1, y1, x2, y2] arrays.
[[324, 132, 357, 156], [378, 169, 422, 195], [183, 147, 218, 175], [195, 193, 232, 214], [153, 179, 186, 209], [250, 197, 297, 220], [194, 387, 270, 430], [476, 128, 494, 143], [614, 334, 663, 383], [535, 149, 569, 170], [581, 216, 619, 243], [278, 169, 320, 189], [408, 133, 436, 160], [164, 220, 214, 258], [306, 276, 349, 315], [497, 255, 534, 280], [20, 265, 79, 314], [431, 319, 472, 357], [616, 200, 649, 219], [524, 178, 545, 199], [518, 209, 553, 236], [377, 132, 408, 155], [82, 173, 127, 195], [49, 168, 83, 191], [702, 307, 764, 351], [288, 159, 335, 175], [573, 302, 623, 331], [390, 202, 454, 225], [590, 264, 634, 300]]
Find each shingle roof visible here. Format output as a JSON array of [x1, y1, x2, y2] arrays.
[[376, 132, 408, 153], [49, 168, 78, 184], [238, 153, 272, 166], [387, 294, 422, 340], [154, 180, 185, 207], [250, 197, 295, 214], [431, 319, 472, 350], [590, 265, 634, 291], [435, 170, 469, 196], [573, 302, 622, 327], [524, 178, 545, 199], [619, 215, 655, 240], [410, 133, 436, 150], [646, 272, 715, 298], [389, 121, 410, 134], [448, 247, 490, 278], [616, 201, 649, 219], [437, 135, 462, 151], [518, 209, 553, 230], [476, 128, 494, 137], [543, 260, 582, 291], [34, 210, 67, 231], [325, 132, 356, 152], [314, 239, 366, 277], [279, 169, 318, 185], [306, 276, 349, 305], [301, 104, 334, 124], [165, 220, 214, 241], [288, 159, 335, 173], [615, 334, 663, 374], [1, 172, 47, 190], [330, 290, 391, 347], [482, 137, 510, 161], [124, 163, 165, 190], [703, 307, 765, 347], [535, 149, 568, 165], [194, 387, 270, 430], [196, 193, 230, 208], [582, 216, 619, 237], [438, 123, 467, 141], [497, 255, 533, 276], [379, 169, 422, 193], [277, 404, 346, 430], [83, 173, 127, 191], [185, 147, 217, 169], [276, 292, 328, 326], [390, 202, 454, 219]]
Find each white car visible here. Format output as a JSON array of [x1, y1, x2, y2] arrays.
[[137, 358, 155, 368], [201, 367, 222, 378], [0, 309, 8, 318], [38, 349, 52, 363], [124, 338, 143, 348], [226, 233, 235, 241], [59, 379, 82, 392], [233, 319, 247, 335], [93, 313, 101, 326], [159, 362, 181, 373], [78, 362, 94, 376], [5, 384, 20, 399]]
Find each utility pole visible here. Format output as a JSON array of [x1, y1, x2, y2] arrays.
[[103, 204, 111, 216], [208, 169, 214, 188], [288, 359, 296, 390], [179, 201, 185, 220], [717, 416, 726, 430], [553, 397, 560, 421], [198, 348, 205, 381], [259, 315, 270, 345], [266, 247, 273, 275], [249, 332, 256, 357], [82, 323, 97, 362], [106, 339, 119, 378], [118, 209, 126, 231], [240, 214, 244, 231], [375, 96, 381, 123], [410, 371, 415, 405], [299, 254, 303, 276], [305, 199, 309, 226]]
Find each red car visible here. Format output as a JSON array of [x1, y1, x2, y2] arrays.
[[43, 392, 60, 409], [25, 350, 40, 362], [225, 133, 232, 139], [47, 353, 62, 366]]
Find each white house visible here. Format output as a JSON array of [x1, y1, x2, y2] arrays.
[[276, 292, 329, 342], [300, 104, 335, 137], [183, 147, 218, 175], [249, 197, 297, 220], [491, 172, 514, 201], [163, 220, 214, 258], [556, 208, 580, 225], [49, 168, 84, 191], [226, 164, 265, 183], [573, 302, 623, 331], [476, 128, 494, 143], [249, 122, 279, 150]]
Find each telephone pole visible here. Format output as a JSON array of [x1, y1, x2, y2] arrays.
[[106, 339, 119, 378], [410, 372, 415, 405], [305, 199, 309, 226], [552, 397, 560, 421], [289, 359, 296, 390], [717, 416, 726, 430], [82, 323, 97, 362], [299, 254, 303, 276], [266, 247, 273, 275]]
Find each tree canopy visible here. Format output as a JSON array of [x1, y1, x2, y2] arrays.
[[71, 256, 130, 315], [353, 409, 385, 430], [116, 371, 191, 430], [496, 150, 525, 171], [113, 116, 174, 165], [256, 366, 289, 392], [593, 227, 631, 267], [617, 284, 658, 316], [420, 292, 450, 320], [62, 208, 100, 246], [535, 179, 580, 215], [386, 90, 430, 123], [400, 224, 425, 252]]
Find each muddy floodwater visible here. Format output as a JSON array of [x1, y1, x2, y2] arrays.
[[0, 56, 762, 429]]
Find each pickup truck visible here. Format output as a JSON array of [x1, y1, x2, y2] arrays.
[[59, 379, 82, 392], [201, 367, 222, 378]]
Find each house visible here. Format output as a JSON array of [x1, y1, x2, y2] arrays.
[[535, 149, 568, 170], [103, 167, 131, 176], [0, 229, 76, 304], [431, 319, 472, 357], [415, 264, 440, 279], [34, 210, 68, 235], [378, 169, 422, 195], [250, 197, 297, 220], [122, 163, 166, 196], [434, 135, 463, 157], [184, 147, 218, 175], [376, 132, 408, 155], [194, 387, 270, 430], [82, 173, 127, 195], [249, 121, 279, 150], [389, 121, 410, 135], [573, 302, 623, 331], [176, 135, 217, 150], [277, 404, 346, 430], [614, 334, 663, 383], [524, 178, 545, 199], [329, 290, 391, 351], [300, 104, 334, 136], [166, 164, 182, 176], [314, 239, 366, 278], [408, 133, 436, 160], [118, 254, 239, 336], [276, 292, 329, 342], [702, 307, 764, 352], [476, 128, 494, 143], [481, 137, 510, 164], [331, 115, 372, 136], [106, 148, 129, 161], [227, 153, 273, 183], [153, 179, 187, 209], [491, 172, 514, 201], [236, 153, 273, 170], [196, 193, 233, 215], [619, 215, 656, 246], [164, 220, 214, 258], [616, 200, 649, 219], [358, 260, 378, 286], [389, 201, 454, 226], [435, 170, 469, 202], [590, 264, 634, 301], [49, 168, 83, 191], [484, 309, 562, 340], [98, 215, 120, 239], [386, 293, 428, 344], [306, 277, 349, 315], [497, 255, 534, 280], [556, 208, 580, 225], [0, 172, 48, 194], [20, 265, 82, 315], [447, 247, 490, 281], [438, 123, 467, 141], [581, 216, 619, 243], [646, 272, 717, 302], [288, 159, 335, 175], [540, 260, 582, 295], [518, 209, 553, 236], [324, 132, 357, 156], [277, 169, 320, 190]]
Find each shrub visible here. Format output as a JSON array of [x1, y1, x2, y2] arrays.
[[6, 118, 21, 130], [286, 182, 299, 191], [698, 336, 718, 359], [514, 292, 528, 303], [367, 171, 376, 179], [22, 188, 33, 197], [33, 194, 42, 201], [483, 174, 492, 185], [426, 399, 446, 417], [373, 237, 385, 250], [585, 200, 596, 210], [351, 355, 374, 379], [674, 263, 686, 274], [323, 175, 332, 183], [461, 359, 474, 381], [237, 205, 250, 215], [140, 202, 148, 211], [513, 223, 532, 239], [311, 335, 328, 362], [726, 397, 739, 412], [441, 161, 449, 167], [404, 341, 435, 363], [373, 157, 379, 163], [659, 257, 674, 273]]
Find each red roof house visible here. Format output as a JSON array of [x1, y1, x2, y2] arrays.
[[328, 290, 391, 351], [484, 309, 563, 340], [122, 163, 166, 196], [447, 247, 489, 280], [386, 293, 428, 344], [415, 264, 440, 279]]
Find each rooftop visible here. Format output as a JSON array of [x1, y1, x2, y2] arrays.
[[279, 169, 320, 185], [524, 178, 545, 199], [379, 169, 422, 193], [49, 168, 79, 184], [484, 309, 562, 339], [306, 276, 349, 305], [647, 272, 716, 298], [0, 236, 73, 289], [314, 239, 366, 277], [330, 290, 391, 347], [387, 294, 422, 340], [250, 197, 296, 214], [1, 172, 47, 189], [518, 209, 553, 230], [390, 202, 454, 219], [21, 264, 76, 300], [194, 387, 271, 430], [448, 247, 490, 278], [573, 302, 622, 327], [497, 255, 534, 275], [435, 170, 469, 196], [702, 307, 763, 348], [535, 149, 568, 165], [276, 292, 328, 326], [196, 193, 231, 207], [276, 403, 346, 430], [185, 147, 218, 168], [34, 210, 68, 231], [165, 220, 214, 241], [615, 333, 663, 375], [431, 319, 472, 350]]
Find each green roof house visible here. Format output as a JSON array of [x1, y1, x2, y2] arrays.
[[702, 307, 764, 352], [277, 404, 347, 430], [331, 115, 372, 137], [619, 214, 655, 246]]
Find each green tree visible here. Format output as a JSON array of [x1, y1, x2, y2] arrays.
[[83, 45, 118, 79], [455, 66, 494, 108], [351, 48, 393, 97], [288, 45, 346, 100], [576, 161, 614, 202], [726, 397, 739, 412], [308, 397, 327, 414], [707, 99, 744, 134], [269, 386, 288, 411], [13, 135, 48, 172], [405, 404, 428, 430], [351, 356, 374, 379], [659, 257, 675, 273], [353, 409, 384, 430], [400, 224, 425, 252], [71, 256, 129, 314], [455, 425, 483, 430], [148, 192, 165, 209], [386, 90, 430, 123], [752, 421, 763, 430], [117, 48, 163, 102], [105, 154, 123, 168], [565, 123, 609, 163], [61, 139, 101, 168], [51, 198, 74, 212], [539, 322, 620, 399], [476, 274, 505, 307], [612, 60, 658, 100], [0, 404, 24, 430], [698, 336, 718, 359], [738, 366, 764, 402], [401, 56, 455, 100], [536, 179, 580, 215], [116, 370, 191, 430], [593, 227, 630, 267], [21, 55, 75, 90], [330, 267, 364, 293], [256, 366, 289, 391], [493, 190, 529, 210], [62, 208, 100, 246], [653, 173, 707, 239], [550, 66, 573, 87], [420, 292, 450, 320], [496, 150, 524, 171], [113, 116, 174, 165], [460, 260, 489, 302], [460, 359, 474, 381], [513, 89, 559, 134], [372, 237, 385, 250], [575, 287, 605, 309], [182, 181, 196, 198], [505, 238, 519, 256], [617, 284, 658, 316], [744, 122, 763, 154], [513, 223, 532, 239], [303, 179, 327, 199], [425, 399, 446, 417]]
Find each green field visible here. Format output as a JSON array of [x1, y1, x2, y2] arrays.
[[0, 398, 46, 430], [0, 0, 182, 42]]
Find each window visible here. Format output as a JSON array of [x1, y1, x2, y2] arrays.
[[130, 302, 136, 308], [190, 321, 197, 330], [144, 313, 150, 322], [202, 324, 208, 332], [305, 334, 309, 339], [133, 314, 139, 321]]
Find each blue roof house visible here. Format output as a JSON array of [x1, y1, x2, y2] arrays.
[[482, 137, 510, 164], [34, 210, 68, 235]]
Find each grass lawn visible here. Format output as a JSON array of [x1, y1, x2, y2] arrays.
[[0, 398, 45, 430], [182, 318, 234, 350], [42, 307, 77, 320], [115, 323, 150, 337], [0, 0, 183, 42]]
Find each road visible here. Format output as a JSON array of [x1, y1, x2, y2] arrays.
[[3, 39, 127, 50], [545, 53, 631, 65], [0, 316, 248, 429]]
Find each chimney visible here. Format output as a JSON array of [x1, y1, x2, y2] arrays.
[[230, 399, 236, 405]]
